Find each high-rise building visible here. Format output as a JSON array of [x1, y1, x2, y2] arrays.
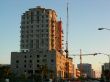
[[77, 63, 94, 78], [11, 6, 74, 80], [20, 6, 63, 52]]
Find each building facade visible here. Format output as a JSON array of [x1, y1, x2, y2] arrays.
[[101, 63, 110, 81], [102, 63, 109, 70], [20, 6, 62, 52], [11, 6, 74, 80], [77, 63, 95, 78]]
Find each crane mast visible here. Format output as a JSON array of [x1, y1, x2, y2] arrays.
[[65, 2, 69, 79], [65, 2, 69, 58]]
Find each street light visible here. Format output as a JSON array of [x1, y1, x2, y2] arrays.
[[99, 53, 110, 67], [98, 28, 110, 81], [98, 28, 110, 31], [103, 54, 110, 72], [100, 53, 110, 71], [98, 53, 110, 81]]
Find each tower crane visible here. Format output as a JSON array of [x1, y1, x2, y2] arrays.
[[72, 49, 101, 77]]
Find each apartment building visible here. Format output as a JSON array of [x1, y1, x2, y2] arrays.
[[11, 6, 74, 80], [20, 6, 62, 52]]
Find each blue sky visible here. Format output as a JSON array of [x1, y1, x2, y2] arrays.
[[0, 0, 110, 73]]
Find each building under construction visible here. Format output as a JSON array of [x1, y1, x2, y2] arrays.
[[11, 6, 76, 81]]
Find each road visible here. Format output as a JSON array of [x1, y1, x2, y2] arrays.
[[84, 80, 100, 82], [71, 80, 100, 82]]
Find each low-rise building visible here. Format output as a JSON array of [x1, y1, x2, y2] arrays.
[[11, 50, 75, 80]]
